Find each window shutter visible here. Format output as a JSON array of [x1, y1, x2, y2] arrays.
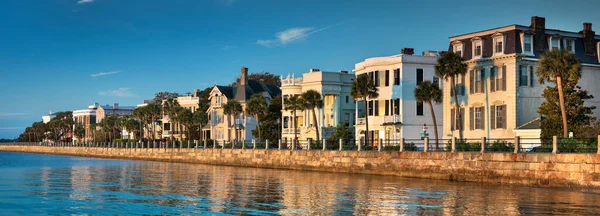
[[502, 65, 507, 91], [490, 67, 495, 93], [385, 70, 389, 87], [529, 66, 534, 87], [502, 105, 507, 129], [374, 100, 379, 116], [469, 107, 474, 131], [461, 108, 465, 130], [481, 106, 485, 130], [490, 106, 495, 129], [469, 70, 474, 94], [480, 68, 485, 93], [451, 108, 455, 131]]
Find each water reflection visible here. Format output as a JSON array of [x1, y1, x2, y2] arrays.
[[2, 152, 600, 215]]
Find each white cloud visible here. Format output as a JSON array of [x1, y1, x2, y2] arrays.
[[77, 0, 94, 4], [98, 88, 135, 97], [222, 45, 237, 51], [256, 18, 356, 48], [91, 70, 120, 78], [0, 113, 29, 117]]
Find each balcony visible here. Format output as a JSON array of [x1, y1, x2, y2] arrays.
[[281, 77, 303, 86], [283, 128, 300, 134], [383, 114, 402, 125], [211, 102, 223, 108]]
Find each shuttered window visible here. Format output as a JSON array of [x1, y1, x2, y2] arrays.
[[385, 100, 389, 116], [385, 70, 390, 87], [394, 69, 400, 85]]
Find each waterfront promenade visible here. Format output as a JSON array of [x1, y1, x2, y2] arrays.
[[3, 138, 600, 188]]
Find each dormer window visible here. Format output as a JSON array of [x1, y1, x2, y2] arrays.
[[492, 33, 504, 55], [452, 41, 463, 57], [549, 36, 562, 51], [471, 37, 483, 58], [520, 32, 534, 56], [564, 39, 575, 53]]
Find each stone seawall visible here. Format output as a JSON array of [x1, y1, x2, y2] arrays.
[[2, 145, 600, 188]]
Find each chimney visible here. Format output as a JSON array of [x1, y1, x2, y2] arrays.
[[401, 48, 414, 55], [582, 22, 596, 56], [114, 103, 118, 110], [240, 67, 248, 86], [530, 16, 547, 53]]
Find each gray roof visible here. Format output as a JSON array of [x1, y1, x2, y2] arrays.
[[516, 117, 541, 130], [216, 79, 281, 101], [100, 105, 136, 110]]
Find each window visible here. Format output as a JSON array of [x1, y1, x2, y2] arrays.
[[472, 39, 483, 57], [374, 100, 379, 116], [451, 108, 464, 131], [346, 96, 349, 103], [283, 117, 289, 128], [393, 99, 400, 115], [384, 100, 389, 116], [416, 68, 423, 85], [495, 105, 505, 129], [453, 42, 463, 57], [394, 69, 400, 85], [369, 71, 374, 85], [385, 70, 389, 86], [550, 37, 560, 50], [476, 69, 484, 93], [519, 65, 529, 87], [565, 39, 575, 53], [433, 76, 439, 88], [416, 102, 423, 116], [368, 100, 373, 116], [523, 35, 532, 53], [164, 123, 171, 131]]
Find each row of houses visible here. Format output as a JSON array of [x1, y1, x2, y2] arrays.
[[53, 16, 600, 146]]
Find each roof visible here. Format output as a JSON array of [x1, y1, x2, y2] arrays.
[[215, 79, 281, 101], [515, 117, 541, 130]]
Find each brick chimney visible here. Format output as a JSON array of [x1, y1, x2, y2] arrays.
[[113, 103, 119, 110], [530, 16, 547, 53], [401, 48, 414, 55], [582, 22, 596, 56], [240, 67, 248, 86]]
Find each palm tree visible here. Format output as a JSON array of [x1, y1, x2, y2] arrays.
[[74, 123, 85, 142], [284, 95, 304, 146], [90, 124, 97, 142], [177, 107, 193, 146], [302, 90, 324, 141], [132, 107, 147, 141], [146, 104, 162, 141], [163, 98, 182, 141], [351, 74, 379, 149], [224, 100, 243, 143], [192, 108, 209, 142], [414, 81, 443, 149], [246, 94, 268, 141], [537, 49, 582, 138], [435, 51, 467, 140]]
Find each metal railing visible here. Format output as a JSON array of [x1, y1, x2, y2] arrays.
[[4, 135, 600, 155], [383, 115, 401, 124]]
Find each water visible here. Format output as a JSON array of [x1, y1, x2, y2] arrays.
[[1, 152, 600, 215]]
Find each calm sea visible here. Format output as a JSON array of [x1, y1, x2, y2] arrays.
[[0, 152, 599, 215]]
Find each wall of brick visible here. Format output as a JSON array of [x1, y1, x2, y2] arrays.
[[2, 146, 600, 188]]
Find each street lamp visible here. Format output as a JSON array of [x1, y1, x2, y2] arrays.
[[421, 124, 428, 140]]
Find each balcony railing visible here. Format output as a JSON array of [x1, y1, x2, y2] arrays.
[[212, 102, 223, 107], [281, 77, 303, 86], [383, 115, 402, 124], [283, 128, 300, 134]]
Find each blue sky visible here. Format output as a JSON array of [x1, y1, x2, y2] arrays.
[[1, 0, 599, 138]]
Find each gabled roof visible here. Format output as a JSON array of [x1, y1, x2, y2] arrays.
[[516, 117, 541, 130]]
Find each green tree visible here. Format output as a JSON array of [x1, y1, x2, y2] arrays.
[[302, 90, 324, 141], [435, 51, 467, 140], [246, 94, 268, 141], [74, 123, 85, 142], [414, 81, 443, 149], [252, 95, 282, 144], [537, 49, 582, 138], [163, 98, 183, 141], [224, 100, 243, 142], [539, 83, 596, 141], [329, 122, 352, 143], [351, 73, 379, 149], [284, 95, 304, 144], [192, 108, 209, 141], [152, 92, 181, 104], [177, 107, 193, 144]]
